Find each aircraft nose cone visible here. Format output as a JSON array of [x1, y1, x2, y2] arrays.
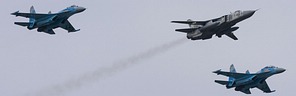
[[243, 10, 256, 17], [277, 68, 286, 73], [77, 7, 86, 13]]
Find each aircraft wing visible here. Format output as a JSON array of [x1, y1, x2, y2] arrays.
[[175, 28, 198, 33], [256, 81, 275, 93], [60, 20, 80, 32], [44, 29, 55, 35], [11, 11, 50, 19], [171, 21, 208, 25], [213, 70, 249, 79], [240, 88, 251, 94], [225, 33, 238, 40]]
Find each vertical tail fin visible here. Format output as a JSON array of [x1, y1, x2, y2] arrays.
[[246, 70, 250, 74], [28, 6, 35, 29], [30, 6, 36, 14], [228, 64, 236, 87], [230, 64, 236, 73], [187, 19, 197, 28]]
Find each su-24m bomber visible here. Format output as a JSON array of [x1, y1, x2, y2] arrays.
[[171, 10, 257, 40], [213, 64, 285, 94], [11, 5, 86, 35]]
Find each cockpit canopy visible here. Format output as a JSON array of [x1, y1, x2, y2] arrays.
[[234, 10, 242, 17], [71, 5, 78, 7], [264, 66, 277, 68], [227, 10, 242, 21], [259, 66, 277, 73]]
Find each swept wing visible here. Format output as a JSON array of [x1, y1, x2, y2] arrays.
[[44, 29, 55, 35], [256, 81, 275, 93], [225, 33, 238, 40], [59, 20, 80, 32], [175, 28, 198, 33], [171, 20, 208, 25], [241, 88, 251, 94]]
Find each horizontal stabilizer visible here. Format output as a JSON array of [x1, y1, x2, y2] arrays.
[[175, 28, 198, 33], [11, 12, 49, 19], [213, 69, 222, 74], [215, 80, 228, 85], [11, 11, 19, 16], [14, 22, 31, 27], [212, 69, 249, 79]]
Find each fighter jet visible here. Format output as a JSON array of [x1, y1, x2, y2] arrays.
[[11, 5, 86, 35], [171, 10, 257, 40], [213, 64, 285, 94]]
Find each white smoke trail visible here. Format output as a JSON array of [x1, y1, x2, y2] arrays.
[[28, 37, 187, 96]]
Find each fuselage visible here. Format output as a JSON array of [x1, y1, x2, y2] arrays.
[[30, 5, 86, 32], [229, 66, 285, 91], [188, 10, 256, 40]]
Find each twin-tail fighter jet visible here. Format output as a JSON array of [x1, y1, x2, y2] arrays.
[[171, 10, 257, 40], [213, 64, 285, 94], [11, 5, 86, 35]]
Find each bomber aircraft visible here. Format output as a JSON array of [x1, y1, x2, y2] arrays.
[[11, 5, 86, 35], [213, 64, 285, 94], [171, 10, 257, 40]]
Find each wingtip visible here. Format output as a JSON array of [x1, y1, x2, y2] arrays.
[[265, 90, 276, 93], [171, 21, 177, 23], [70, 29, 80, 32], [171, 21, 184, 23], [232, 37, 238, 40], [270, 90, 276, 93]]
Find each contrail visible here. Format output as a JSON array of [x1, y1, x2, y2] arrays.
[[28, 37, 187, 96]]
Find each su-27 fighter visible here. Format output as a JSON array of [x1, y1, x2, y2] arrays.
[[11, 5, 86, 35], [171, 10, 257, 40], [213, 64, 285, 94]]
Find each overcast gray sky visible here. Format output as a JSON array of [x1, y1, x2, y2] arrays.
[[1, 0, 295, 96]]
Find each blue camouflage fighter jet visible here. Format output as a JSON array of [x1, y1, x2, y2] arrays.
[[11, 5, 86, 35], [213, 64, 285, 94]]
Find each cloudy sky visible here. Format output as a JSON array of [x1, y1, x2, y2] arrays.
[[1, 0, 295, 96]]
